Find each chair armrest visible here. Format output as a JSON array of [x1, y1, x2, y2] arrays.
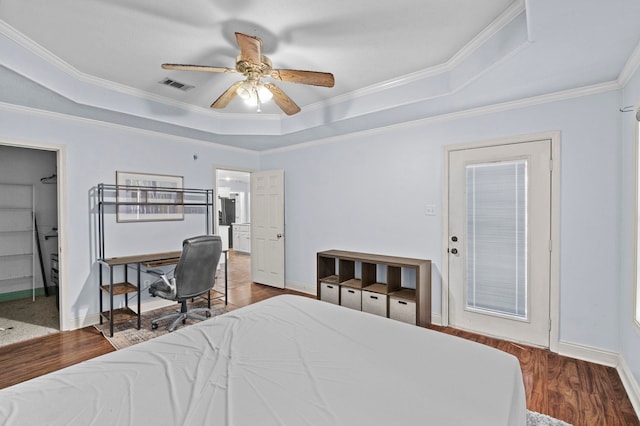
[[149, 275, 177, 298]]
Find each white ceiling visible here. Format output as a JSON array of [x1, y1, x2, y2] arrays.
[[0, 0, 514, 114], [1, 1, 640, 151]]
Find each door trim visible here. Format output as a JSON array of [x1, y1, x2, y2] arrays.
[[441, 131, 561, 352]]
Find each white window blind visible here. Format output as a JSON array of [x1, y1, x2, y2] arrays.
[[465, 160, 528, 319]]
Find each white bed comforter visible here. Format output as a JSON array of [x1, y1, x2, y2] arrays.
[[0, 295, 526, 425]]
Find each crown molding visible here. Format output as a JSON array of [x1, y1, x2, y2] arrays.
[[0, 20, 283, 122], [0, 77, 621, 156], [0, 101, 259, 155], [263, 80, 619, 155], [301, 0, 526, 113], [0, 3, 527, 128], [618, 38, 640, 87]]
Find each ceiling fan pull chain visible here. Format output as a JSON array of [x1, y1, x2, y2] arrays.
[[256, 88, 262, 113]]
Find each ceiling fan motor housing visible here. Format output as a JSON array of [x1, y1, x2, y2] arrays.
[[236, 55, 272, 80]]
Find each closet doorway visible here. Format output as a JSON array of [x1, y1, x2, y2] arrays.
[[0, 144, 60, 347]]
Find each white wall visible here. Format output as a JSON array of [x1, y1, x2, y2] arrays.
[[261, 89, 622, 353], [0, 106, 259, 330]]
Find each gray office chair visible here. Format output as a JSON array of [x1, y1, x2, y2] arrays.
[[148, 235, 222, 331]]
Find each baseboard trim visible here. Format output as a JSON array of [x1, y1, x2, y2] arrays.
[[285, 281, 315, 295], [0, 287, 49, 302], [558, 340, 619, 367], [67, 312, 101, 330], [132, 298, 176, 314], [67, 299, 177, 330], [558, 341, 640, 420], [618, 356, 640, 418]]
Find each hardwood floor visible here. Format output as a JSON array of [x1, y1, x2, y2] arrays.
[[0, 250, 638, 426], [428, 325, 639, 426], [0, 326, 114, 389]]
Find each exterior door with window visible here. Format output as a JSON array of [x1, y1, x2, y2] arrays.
[[448, 140, 552, 347]]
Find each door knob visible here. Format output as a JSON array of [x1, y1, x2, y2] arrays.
[[276, 233, 283, 239], [450, 248, 458, 255], [451, 236, 458, 242]]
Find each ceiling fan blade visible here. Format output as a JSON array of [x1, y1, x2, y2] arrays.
[[270, 69, 335, 87], [162, 63, 236, 73], [235, 32, 262, 65], [263, 82, 301, 116], [211, 81, 243, 109]]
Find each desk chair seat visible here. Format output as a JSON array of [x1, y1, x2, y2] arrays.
[[148, 235, 222, 332]]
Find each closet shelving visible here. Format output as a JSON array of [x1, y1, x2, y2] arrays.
[[0, 184, 36, 300]]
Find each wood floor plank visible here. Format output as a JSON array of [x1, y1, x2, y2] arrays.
[[0, 250, 638, 426], [0, 326, 114, 389]]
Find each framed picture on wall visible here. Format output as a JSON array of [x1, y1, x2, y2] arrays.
[[116, 171, 184, 222]]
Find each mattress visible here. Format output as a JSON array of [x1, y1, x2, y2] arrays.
[[0, 295, 526, 425]]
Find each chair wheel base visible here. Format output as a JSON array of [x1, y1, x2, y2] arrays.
[[206, 311, 211, 317], [151, 323, 158, 330]]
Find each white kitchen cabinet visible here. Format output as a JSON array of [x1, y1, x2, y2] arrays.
[[233, 223, 251, 253]]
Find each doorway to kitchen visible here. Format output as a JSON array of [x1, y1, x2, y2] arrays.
[[215, 168, 251, 274]]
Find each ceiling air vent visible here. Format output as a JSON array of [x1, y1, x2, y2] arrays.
[[159, 78, 194, 91]]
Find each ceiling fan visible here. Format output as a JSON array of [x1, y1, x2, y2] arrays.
[[162, 32, 335, 115]]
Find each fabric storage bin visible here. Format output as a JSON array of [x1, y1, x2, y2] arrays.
[[340, 287, 361, 310], [362, 290, 387, 317], [320, 282, 339, 304], [389, 296, 416, 325]]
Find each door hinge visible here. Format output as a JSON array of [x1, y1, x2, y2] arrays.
[[549, 159, 553, 171], [549, 240, 552, 252], [549, 319, 552, 332]]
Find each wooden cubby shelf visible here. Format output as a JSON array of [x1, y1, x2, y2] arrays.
[[317, 249, 431, 327]]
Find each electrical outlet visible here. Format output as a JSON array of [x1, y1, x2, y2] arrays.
[[425, 205, 436, 216]]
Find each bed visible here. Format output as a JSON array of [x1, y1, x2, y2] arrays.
[[0, 295, 526, 425]]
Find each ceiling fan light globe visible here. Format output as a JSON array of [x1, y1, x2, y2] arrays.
[[236, 84, 252, 100], [243, 91, 259, 106], [257, 84, 273, 102]]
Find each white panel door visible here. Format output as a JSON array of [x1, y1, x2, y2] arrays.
[[448, 140, 551, 347], [250, 170, 285, 288]]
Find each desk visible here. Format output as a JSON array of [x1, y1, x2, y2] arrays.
[[98, 250, 228, 337]]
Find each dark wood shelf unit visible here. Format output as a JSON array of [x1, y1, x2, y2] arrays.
[[389, 288, 417, 301], [317, 249, 431, 327], [340, 278, 363, 289]]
